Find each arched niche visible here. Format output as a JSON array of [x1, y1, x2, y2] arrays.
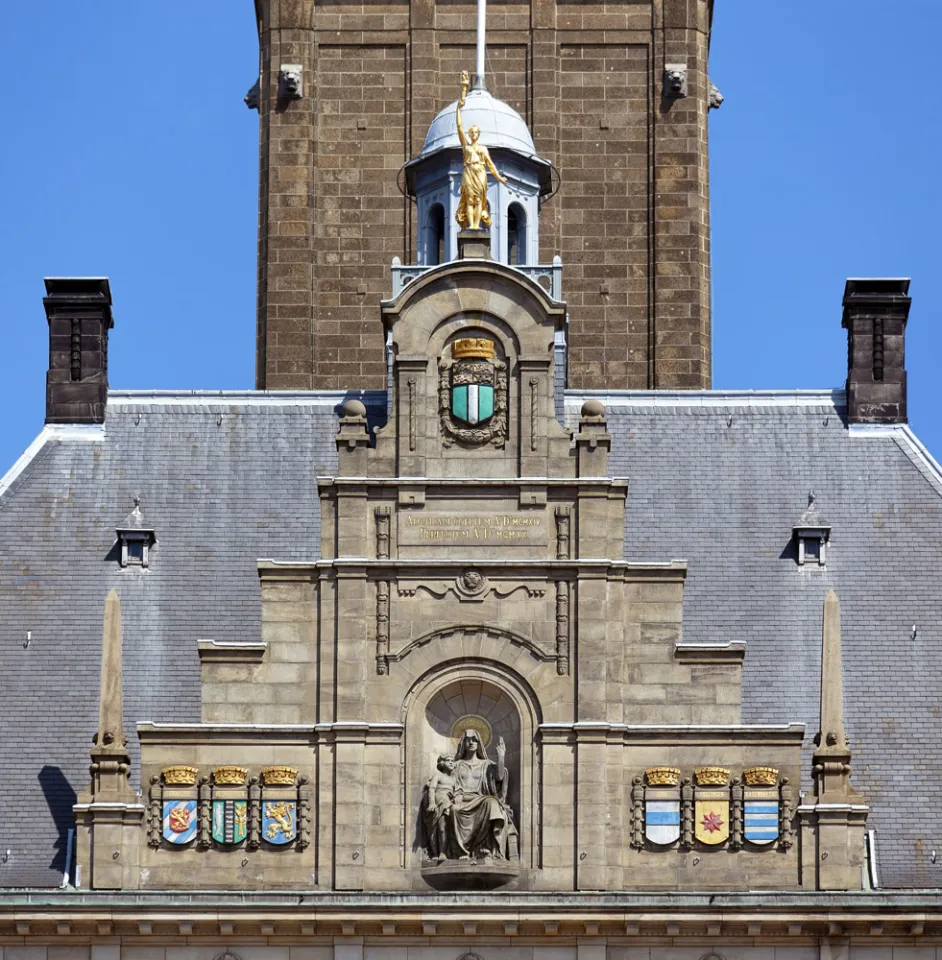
[[507, 202, 528, 265], [402, 658, 542, 878], [424, 203, 445, 266]]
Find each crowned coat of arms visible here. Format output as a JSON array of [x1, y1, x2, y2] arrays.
[[439, 337, 507, 447]]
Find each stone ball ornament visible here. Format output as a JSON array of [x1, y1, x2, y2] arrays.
[[340, 398, 367, 418], [581, 398, 606, 419]]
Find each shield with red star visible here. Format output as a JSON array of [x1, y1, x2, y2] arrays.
[[694, 789, 730, 845]]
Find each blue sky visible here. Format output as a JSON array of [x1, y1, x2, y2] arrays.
[[1, 2, 939, 473]]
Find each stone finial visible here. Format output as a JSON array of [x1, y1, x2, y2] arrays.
[[96, 590, 127, 754], [88, 589, 134, 803], [813, 589, 860, 800], [336, 398, 371, 473], [74, 590, 143, 889], [800, 589, 869, 890], [575, 399, 611, 476]]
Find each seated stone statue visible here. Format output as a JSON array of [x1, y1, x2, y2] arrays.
[[421, 729, 517, 863]]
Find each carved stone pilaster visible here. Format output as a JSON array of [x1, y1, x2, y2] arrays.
[[147, 775, 162, 848], [296, 775, 312, 851], [779, 777, 795, 850], [528, 377, 539, 452], [375, 505, 391, 559], [630, 776, 645, 849], [408, 376, 417, 452], [554, 505, 571, 560], [680, 778, 694, 849], [197, 776, 212, 849], [246, 776, 261, 850], [555, 580, 570, 676], [729, 777, 744, 850], [376, 579, 390, 675]]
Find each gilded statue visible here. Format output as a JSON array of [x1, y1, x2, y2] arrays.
[[455, 70, 507, 231]]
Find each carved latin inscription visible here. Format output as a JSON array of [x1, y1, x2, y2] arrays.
[[399, 511, 548, 547]]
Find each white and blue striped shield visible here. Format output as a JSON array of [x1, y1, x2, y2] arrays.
[[452, 382, 495, 425], [162, 799, 197, 845], [645, 788, 681, 845], [744, 789, 779, 845]]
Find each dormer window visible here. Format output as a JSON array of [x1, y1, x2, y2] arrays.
[[116, 497, 156, 568], [792, 493, 831, 567]]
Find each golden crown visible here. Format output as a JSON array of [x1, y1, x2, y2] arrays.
[[212, 765, 248, 785], [695, 766, 730, 786], [743, 766, 779, 786], [162, 764, 199, 786], [645, 766, 681, 786], [262, 765, 298, 786], [452, 338, 495, 360]]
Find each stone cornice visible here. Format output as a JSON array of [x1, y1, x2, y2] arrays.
[[538, 722, 805, 746], [258, 560, 688, 581], [137, 722, 403, 745], [1, 890, 941, 939]]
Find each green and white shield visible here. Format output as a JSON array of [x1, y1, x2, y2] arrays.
[[452, 382, 495, 425], [451, 358, 495, 426], [212, 799, 247, 845]]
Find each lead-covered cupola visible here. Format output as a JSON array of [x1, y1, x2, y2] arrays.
[[402, 19, 553, 268]]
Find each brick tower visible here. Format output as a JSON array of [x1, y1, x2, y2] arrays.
[[253, 0, 715, 391]]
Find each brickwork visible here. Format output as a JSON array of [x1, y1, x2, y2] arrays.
[[255, 0, 713, 390]]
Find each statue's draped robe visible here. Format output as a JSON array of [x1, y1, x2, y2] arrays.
[[450, 755, 510, 858], [456, 144, 492, 228]]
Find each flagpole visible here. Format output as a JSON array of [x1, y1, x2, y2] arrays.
[[475, 0, 486, 89]]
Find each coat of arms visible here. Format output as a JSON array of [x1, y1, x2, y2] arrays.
[[694, 767, 730, 846], [743, 767, 780, 845], [439, 337, 507, 447], [262, 801, 297, 845], [643, 767, 681, 845], [162, 799, 197, 844], [212, 799, 248, 845]]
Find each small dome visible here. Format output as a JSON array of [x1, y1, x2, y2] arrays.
[[581, 399, 606, 419], [421, 88, 536, 157], [340, 399, 367, 418]]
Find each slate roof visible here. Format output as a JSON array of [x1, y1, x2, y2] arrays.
[[1, 388, 941, 889]]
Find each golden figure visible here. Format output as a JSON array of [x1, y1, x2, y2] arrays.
[[455, 70, 507, 230]]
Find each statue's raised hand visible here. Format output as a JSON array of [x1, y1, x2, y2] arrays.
[[496, 736, 506, 761]]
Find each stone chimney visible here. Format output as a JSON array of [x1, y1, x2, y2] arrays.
[[842, 278, 911, 424], [42, 277, 113, 424]]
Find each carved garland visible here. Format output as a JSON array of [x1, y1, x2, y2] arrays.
[[438, 356, 508, 448], [375, 578, 390, 675], [555, 580, 570, 676]]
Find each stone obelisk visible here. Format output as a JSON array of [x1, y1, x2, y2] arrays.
[[73, 590, 144, 889], [799, 590, 869, 890]]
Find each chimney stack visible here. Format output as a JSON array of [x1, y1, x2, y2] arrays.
[[43, 277, 113, 424], [842, 278, 911, 424]]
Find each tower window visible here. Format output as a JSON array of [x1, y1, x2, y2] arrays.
[[426, 204, 445, 266], [508, 203, 527, 265]]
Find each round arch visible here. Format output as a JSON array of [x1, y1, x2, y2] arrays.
[[402, 657, 543, 872]]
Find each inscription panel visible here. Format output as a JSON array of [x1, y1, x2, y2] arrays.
[[398, 511, 548, 547]]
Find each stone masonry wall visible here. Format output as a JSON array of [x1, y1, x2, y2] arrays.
[[255, 0, 713, 390]]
